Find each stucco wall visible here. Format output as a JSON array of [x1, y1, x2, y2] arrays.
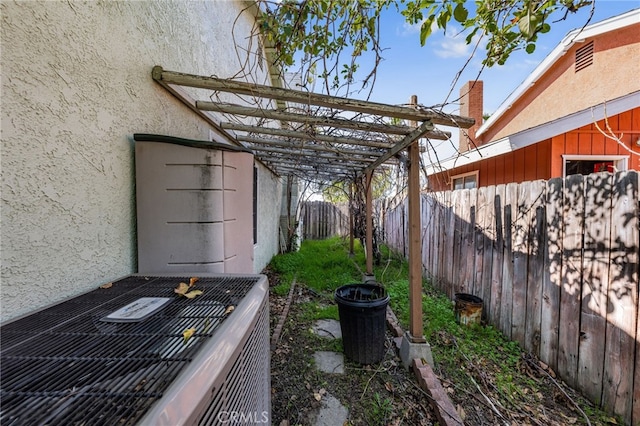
[[1, 1, 281, 322], [254, 163, 283, 273], [483, 23, 640, 143]]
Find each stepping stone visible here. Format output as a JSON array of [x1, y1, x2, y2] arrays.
[[313, 351, 344, 374], [309, 392, 349, 426], [312, 319, 342, 339]]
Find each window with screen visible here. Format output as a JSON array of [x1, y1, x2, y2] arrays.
[[451, 171, 478, 190]]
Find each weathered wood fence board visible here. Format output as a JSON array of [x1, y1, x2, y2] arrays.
[[540, 177, 563, 372], [557, 173, 584, 388], [602, 171, 638, 421], [383, 170, 639, 425], [301, 201, 348, 240], [578, 172, 613, 405], [489, 184, 504, 328]]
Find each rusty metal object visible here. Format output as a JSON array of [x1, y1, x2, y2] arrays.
[[454, 293, 483, 326]]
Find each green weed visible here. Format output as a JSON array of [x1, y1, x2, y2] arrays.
[[366, 392, 393, 425]]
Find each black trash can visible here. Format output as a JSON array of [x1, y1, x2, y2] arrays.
[[334, 283, 390, 364]]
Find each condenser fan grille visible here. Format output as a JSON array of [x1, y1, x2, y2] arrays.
[[0, 275, 260, 425]]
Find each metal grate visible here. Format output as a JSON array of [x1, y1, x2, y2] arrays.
[[197, 297, 270, 425], [1, 274, 261, 426]]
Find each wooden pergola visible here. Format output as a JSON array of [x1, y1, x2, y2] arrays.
[[151, 65, 474, 343]]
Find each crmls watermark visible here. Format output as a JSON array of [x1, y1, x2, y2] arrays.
[[216, 411, 269, 424]]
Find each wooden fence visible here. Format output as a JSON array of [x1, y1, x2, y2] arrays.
[[384, 171, 639, 425], [301, 201, 349, 240]]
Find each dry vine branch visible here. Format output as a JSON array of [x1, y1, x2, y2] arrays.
[[592, 103, 640, 157], [524, 357, 592, 426]]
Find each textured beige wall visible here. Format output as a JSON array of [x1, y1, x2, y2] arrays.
[[1, 1, 281, 322], [254, 163, 283, 273], [483, 24, 640, 143]]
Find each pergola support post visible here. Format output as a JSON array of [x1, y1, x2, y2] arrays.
[[365, 171, 374, 276], [349, 180, 355, 256], [399, 95, 433, 369], [407, 139, 426, 343]]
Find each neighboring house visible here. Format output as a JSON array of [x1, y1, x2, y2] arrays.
[[426, 8, 640, 191], [1, 1, 284, 322]]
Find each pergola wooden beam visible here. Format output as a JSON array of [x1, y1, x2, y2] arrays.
[[222, 122, 399, 148], [240, 136, 385, 157], [364, 120, 435, 173], [153, 66, 475, 128], [275, 166, 352, 179], [196, 101, 417, 135], [248, 145, 381, 163]]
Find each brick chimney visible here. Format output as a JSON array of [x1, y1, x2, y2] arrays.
[[459, 80, 483, 153]]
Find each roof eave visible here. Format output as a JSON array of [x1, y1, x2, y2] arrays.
[[476, 8, 640, 138]]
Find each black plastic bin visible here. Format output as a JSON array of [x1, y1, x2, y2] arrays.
[[334, 283, 390, 364]]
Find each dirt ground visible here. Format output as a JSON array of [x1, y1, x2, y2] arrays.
[[267, 267, 614, 426]]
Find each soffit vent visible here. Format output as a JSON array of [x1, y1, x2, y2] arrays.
[[575, 41, 594, 72]]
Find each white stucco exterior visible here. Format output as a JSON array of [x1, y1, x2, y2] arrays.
[[1, 1, 282, 322]]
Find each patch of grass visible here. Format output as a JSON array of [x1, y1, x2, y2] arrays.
[[271, 282, 291, 297], [365, 392, 393, 425], [345, 241, 614, 424], [298, 302, 339, 322], [295, 238, 363, 293], [268, 237, 363, 296], [314, 336, 344, 353]]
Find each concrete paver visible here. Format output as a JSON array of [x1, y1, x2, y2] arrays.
[[309, 393, 349, 426], [313, 351, 344, 374], [312, 319, 342, 339]]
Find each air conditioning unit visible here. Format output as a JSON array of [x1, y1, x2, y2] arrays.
[[0, 273, 270, 425]]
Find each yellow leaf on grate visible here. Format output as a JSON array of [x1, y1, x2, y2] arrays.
[[183, 328, 196, 343], [183, 290, 203, 299]]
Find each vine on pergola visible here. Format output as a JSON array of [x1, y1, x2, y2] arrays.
[[246, 0, 595, 253], [257, 0, 593, 95]]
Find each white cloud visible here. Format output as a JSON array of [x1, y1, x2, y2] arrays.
[[432, 25, 483, 59], [398, 18, 438, 37], [433, 36, 472, 58]]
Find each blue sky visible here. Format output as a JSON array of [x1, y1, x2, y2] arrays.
[[340, 0, 639, 157], [364, 0, 638, 112]]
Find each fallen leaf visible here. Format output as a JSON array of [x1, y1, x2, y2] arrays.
[[313, 388, 326, 401], [175, 282, 203, 299], [100, 282, 113, 289], [189, 277, 199, 287], [133, 379, 147, 392], [384, 382, 394, 392], [456, 404, 466, 420], [175, 282, 190, 295], [183, 327, 196, 343], [183, 290, 203, 299], [224, 305, 235, 315]]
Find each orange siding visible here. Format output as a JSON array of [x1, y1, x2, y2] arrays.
[[566, 132, 579, 154], [514, 148, 525, 183], [536, 139, 551, 178], [578, 129, 591, 153], [495, 155, 505, 184], [523, 144, 537, 182], [504, 152, 514, 183], [428, 107, 639, 191], [631, 108, 640, 171], [488, 156, 497, 186], [479, 23, 640, 143]]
